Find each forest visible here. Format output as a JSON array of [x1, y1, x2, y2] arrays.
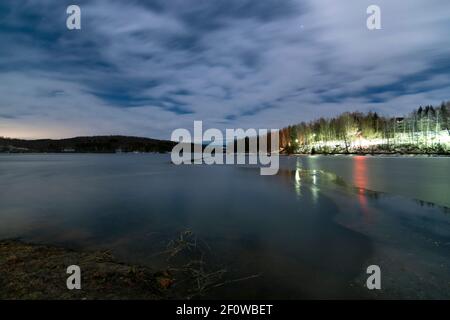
[[0, 136, 176, 153], [279, 101, 450, 154]]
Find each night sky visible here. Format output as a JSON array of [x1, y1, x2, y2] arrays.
[[0, 0, 449, 139]]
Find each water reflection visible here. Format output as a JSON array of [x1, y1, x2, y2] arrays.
[[1, 154, 450, 299], [353, 156, 368, 190], [353, 156, 371, 222], [294, 159, 302, 196], [279, 163, 320, 202], [279, 158, 383, 224], [281, 157, 376, 223], [310, 170, 319, 204]]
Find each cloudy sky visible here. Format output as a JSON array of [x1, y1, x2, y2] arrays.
[[0, 0, 449, 140]]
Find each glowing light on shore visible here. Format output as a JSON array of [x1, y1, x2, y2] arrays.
[[295, 130, 450, 152]]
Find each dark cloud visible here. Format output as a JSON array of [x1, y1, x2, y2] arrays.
[[0, 0, 449, 139]]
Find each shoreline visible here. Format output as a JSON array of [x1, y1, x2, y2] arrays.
[[0, 239, 172, 300], [283, 152, 450, 157], [1, 151, 449, 157]]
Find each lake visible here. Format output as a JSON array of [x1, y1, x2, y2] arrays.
[[0, 154, 449, 299]]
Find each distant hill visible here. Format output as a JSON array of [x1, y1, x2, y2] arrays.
[[0, 136, 177, 153]]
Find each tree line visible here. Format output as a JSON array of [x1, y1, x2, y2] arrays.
[[279, 101, 450, 154]]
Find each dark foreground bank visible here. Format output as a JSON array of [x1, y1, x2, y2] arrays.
[[0, 240, 173, 300]]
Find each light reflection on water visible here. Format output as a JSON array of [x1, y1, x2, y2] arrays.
[[353, 156, 371, 224]]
